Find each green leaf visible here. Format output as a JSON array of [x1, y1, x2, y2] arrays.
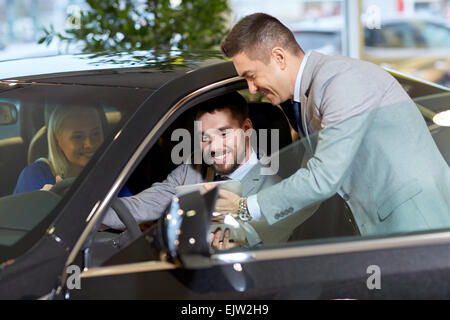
[[37, 0, 230, 53]]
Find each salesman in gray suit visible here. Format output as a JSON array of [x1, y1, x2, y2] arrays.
[[102, 92, 314, 247], [216, 13, 450, 236]]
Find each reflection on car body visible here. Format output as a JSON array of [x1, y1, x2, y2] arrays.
[[0, 51, 449, 299]]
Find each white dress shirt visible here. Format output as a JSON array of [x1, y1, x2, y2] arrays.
[[222, 150, 261, 245], [247, 52, 310, 222]]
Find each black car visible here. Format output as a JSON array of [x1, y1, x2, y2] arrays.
[[0, 51, 449, 300]]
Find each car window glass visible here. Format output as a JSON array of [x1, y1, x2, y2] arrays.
[[380, 23, 421, 48], [420, 23, 450, 48], [0, 82, 148, 251]]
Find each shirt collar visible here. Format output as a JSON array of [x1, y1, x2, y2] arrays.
[[227, 149, 258, 181], [293, 51, 311, 103]]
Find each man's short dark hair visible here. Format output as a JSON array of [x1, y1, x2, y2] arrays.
[[195, 92, 249, 124], [221, 13, 302, 63]]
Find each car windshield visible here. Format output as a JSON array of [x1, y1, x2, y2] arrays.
[[0, 80, 150, 250]]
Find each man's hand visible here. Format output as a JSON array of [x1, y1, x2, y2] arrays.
[[41, 175, 62, 191], [204, 183, 240, 218], [210, 227, 245, 250]]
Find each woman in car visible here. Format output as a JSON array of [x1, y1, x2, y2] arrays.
[[13, 105, 132, 196]]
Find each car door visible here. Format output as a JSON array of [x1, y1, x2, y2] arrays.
[[65, 66, 450, 300]]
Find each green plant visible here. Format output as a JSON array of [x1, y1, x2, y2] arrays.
[[39, 0, 230, 53]]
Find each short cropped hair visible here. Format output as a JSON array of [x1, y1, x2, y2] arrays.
[[221, 13, 303, 63], [195, 92, 249, 124]]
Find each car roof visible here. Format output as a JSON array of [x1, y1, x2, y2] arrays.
[[0, 50, 227, 89]]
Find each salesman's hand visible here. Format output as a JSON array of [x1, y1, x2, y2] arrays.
[[41, 175, 62, 191], [204, 183, 240, 217]]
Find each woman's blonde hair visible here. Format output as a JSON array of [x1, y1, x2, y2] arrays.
[[47, 106, 103, 178]]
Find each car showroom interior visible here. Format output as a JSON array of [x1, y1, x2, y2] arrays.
[[0, 0, 449, 304]]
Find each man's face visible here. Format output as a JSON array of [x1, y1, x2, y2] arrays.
[[233, 49, 291, 105], [197, 108, 252, 175]]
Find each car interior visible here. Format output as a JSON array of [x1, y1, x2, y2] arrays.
[[0, 83, 149, 260]]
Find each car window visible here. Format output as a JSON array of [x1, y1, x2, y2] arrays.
[[366, 21, 450, 49], [0, 81, 149, 252], [372, 23, 423, 48], [420, 22, 450, 48]]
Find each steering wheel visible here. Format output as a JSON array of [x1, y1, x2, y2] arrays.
[[48, 177, 142, 267], [78, 195, 142, 269], [49, 177, 141, 240], [49, 177, 77, 196], [110, 198, 142, 242]]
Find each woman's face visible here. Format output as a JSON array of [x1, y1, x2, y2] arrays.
[[56, 110, 104, 169]]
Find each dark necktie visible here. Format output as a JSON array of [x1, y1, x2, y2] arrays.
[[292, 100, 306, 137]]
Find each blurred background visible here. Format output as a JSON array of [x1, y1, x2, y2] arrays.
[[0, 0, 449, 87]]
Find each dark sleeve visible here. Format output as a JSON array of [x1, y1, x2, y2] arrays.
[[13, 162, 55, 194], [102, 164, 191, 229], [118, 185, 133, 197]]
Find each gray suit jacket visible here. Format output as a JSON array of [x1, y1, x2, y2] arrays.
[[256, 51, 450, 236], [102, 162, 314, 244]]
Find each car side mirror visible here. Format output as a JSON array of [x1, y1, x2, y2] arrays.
[[0, 102, 18, 125], [99, 188, 218, 269], [162, 188, 218, 269]]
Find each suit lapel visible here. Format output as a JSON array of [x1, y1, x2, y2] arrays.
[[300, 51, 321, 97], [299, 51, 323, 134]]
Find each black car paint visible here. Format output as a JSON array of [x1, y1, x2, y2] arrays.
[[68, 234, 450, 299]]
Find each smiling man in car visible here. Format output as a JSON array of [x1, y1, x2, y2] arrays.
[[101, 92, 312, 248]]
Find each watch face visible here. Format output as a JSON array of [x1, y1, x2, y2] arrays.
[[239, 211, 250, 222]]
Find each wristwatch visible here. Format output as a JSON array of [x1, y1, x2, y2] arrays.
[[237, 197, 252, 222]]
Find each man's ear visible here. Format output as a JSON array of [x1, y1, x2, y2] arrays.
[[243, 117, 253, 132], [271, 47, 287, 69]]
